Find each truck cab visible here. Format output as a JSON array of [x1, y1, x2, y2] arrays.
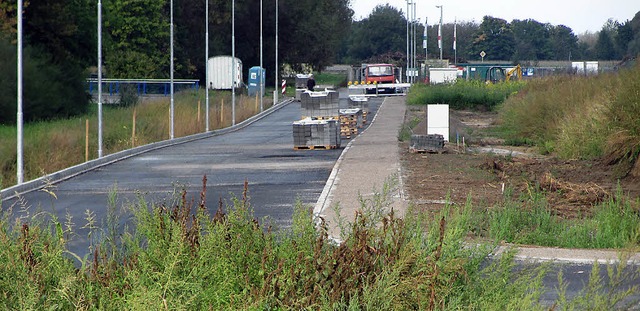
[[363, 64, 395, 84]]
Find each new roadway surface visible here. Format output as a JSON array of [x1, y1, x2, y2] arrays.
[[1, 93, 382, 260]]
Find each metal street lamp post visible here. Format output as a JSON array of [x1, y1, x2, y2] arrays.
[[170, 0, 175, 139], [406, 0, 410, 83], [17, 0, 23, 184], [274, 0, 279, 103], [260, 0, 263, 111], [205, 0, 210, 132], [436, 5, 443, 60], [232, 0, 236, 125], [98, 0, 103, 158]]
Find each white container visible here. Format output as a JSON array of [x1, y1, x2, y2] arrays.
[[207, 56, 243, 89], [429, 68, 458, 84]]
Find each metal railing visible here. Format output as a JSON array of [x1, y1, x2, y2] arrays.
[[87, 78, 200, 96]]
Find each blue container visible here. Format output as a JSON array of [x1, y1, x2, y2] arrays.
[[248, 66, 266, 97]]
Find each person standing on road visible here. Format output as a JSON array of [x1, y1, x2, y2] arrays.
[[307, 74, 316, 91]]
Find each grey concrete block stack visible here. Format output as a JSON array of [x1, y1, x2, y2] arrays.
[[348, 95, 369, 124], [300, 90, 340, 119], [292, 90, 341, 149], [292, 119, 341, 149], [409, 134, 445, 153]]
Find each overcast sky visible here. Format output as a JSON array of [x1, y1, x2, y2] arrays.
[[350, 0, 637, 34]]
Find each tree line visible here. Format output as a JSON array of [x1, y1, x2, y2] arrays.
[[1, 1, 639, 124], [0, 0, 352, 124], [339, 5, 640, 65]]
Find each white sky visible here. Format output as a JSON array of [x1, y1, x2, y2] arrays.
[[350, 0, 638, 34]]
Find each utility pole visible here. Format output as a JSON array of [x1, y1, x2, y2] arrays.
[[436, 5, 443, 60], [170, 0, 175, 139], [232, 0, 236, 125], [98, 0, 103, 157], [260, 0, 263, 111], [275, 0, 279, 103], [205, 0, 210, 131], [406, 0, 410, 83], [17, 0, 23, 184]]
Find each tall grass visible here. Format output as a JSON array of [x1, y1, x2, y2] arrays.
[[498, 62, 640, 164], [472, 186, 640, 249], [0, 179, 636, 309], [407, 79, 525, 110], [0, 90, 273, 187]]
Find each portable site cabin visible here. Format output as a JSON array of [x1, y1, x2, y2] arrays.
[[207, 56, 243, 89]]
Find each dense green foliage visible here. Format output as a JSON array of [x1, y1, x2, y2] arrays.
[[498, 62, 640, 166], [406, 80, 525, 110], [0, 37, 89, 124], [1, 180, 636, 309], [341, 8, 640, 64]]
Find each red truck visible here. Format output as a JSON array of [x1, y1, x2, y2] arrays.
[[361, 64, 397, 94]]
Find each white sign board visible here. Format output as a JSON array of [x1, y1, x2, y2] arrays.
[[427, 104, 449, 141]]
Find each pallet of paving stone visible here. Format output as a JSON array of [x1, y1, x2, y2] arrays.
[[409, 134, 445, 153], [348, 95, 369, 113], [300, 90, 340, 119], [293, 145, 338, 150], [339, 108, 363, 129], [292, 118, 341, 149]]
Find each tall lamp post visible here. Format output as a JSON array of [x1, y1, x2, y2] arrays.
[[97, 0, 103, 158], [17, 0, 24, 184], [405, 0, 410, 83], [274, 0, 279, 103], [170, 0, 175, 139], [231, 0, 236, 125], [259, 0, 263, 111], [205, 0, 210, 132], [436, 5, 443, 60]]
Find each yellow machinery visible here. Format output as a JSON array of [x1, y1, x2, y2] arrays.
[[486, 64, 522, 83]]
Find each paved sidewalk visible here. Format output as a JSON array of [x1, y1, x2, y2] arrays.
[[314, 96, 408, 240], [314, 95, 640, 264]]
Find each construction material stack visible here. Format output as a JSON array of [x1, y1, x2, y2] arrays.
[[339, 108, 363, 139], [292, 90, 341, 150], [300, 90, 340, 119], [409, 134, 445, 153], [348, 95, 369, 125], [292, 118, 340, 150]]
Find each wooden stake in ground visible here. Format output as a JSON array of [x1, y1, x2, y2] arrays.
[[85, 119, 89, 162], [197, 100, 201, 128], [221, 98, 225, 126], [255, 93, 259, 112], [132, 108, 137, 148]]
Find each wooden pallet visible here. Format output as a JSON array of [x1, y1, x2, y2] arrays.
[[294, 145, 338, 150], [409, 146, 444, 154]]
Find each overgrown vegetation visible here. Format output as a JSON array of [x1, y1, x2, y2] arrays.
[[471, 186, 640, 249], [0, 90, 272, 187], [1, 178, 636, 309], [407, 80, 525, 110], [498, 62, 640, 174]]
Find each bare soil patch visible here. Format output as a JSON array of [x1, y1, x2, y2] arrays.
[[401, 106, 640, 218]]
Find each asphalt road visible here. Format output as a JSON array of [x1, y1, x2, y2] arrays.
[[2, 93, 381, 260]]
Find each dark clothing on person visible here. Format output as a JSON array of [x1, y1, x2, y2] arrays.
[[307, 77, 316, 91]]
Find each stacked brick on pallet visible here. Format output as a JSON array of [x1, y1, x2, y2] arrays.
[[409, 134, 445, 153], [300, 90, 340, 119], [292, 90, 341, 149], [348, 95, 369, 125], [292, 119, 341, 150], [339, 108, 363, 139]]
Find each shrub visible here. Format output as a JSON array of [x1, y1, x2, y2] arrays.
[[0, 38, 89, 125]]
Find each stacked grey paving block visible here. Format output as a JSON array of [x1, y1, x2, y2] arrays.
[[410, 134, 445, 152], [292, 119, 341, 148], [300, 90, 339, 118], [348, 95, 369, 112]]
